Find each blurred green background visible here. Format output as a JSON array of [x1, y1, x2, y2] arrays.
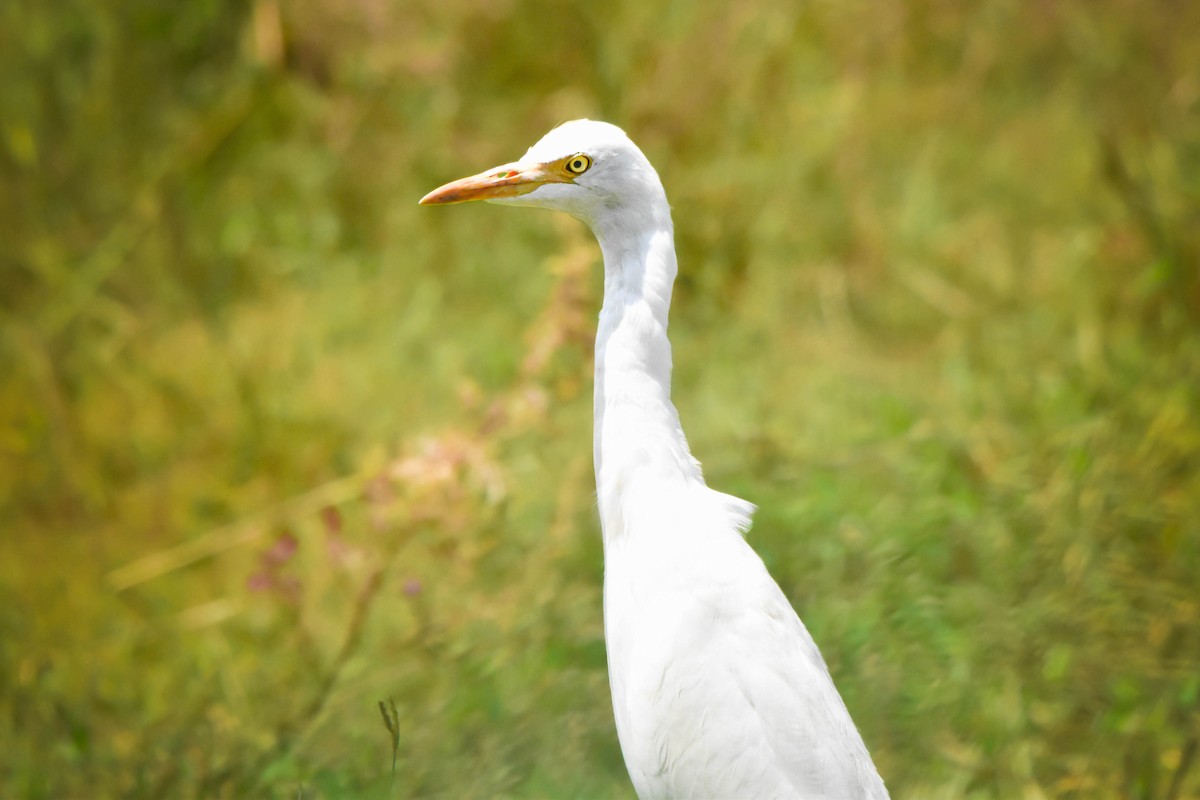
[[2, 0, 1198, 797]]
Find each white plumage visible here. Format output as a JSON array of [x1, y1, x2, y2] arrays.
[[421, 119, 888, 800]]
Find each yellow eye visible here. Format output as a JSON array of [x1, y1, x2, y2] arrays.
[[565, 154, 592, 175]]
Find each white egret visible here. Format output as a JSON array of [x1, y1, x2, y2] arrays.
[[421, 120, 889, 800]]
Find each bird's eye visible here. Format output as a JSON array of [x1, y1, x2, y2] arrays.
[[565, 154, 592, 175]]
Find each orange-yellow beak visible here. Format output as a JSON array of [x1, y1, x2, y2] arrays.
[[419, 161, 566, 205]]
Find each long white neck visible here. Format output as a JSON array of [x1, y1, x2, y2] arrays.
[[591, 211, 703, 543]]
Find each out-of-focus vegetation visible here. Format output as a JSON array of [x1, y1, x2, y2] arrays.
[[2, 0, 1198, 796]]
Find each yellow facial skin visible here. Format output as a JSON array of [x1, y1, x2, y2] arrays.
[[419, 154, 592, 205]]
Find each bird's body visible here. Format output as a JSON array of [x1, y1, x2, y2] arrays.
[[422, 120, 888, 799]]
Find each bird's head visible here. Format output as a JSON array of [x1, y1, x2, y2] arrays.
[[419, 119, 668, 231]]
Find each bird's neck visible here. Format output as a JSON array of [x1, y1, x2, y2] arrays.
[[592, 214, 703, 542]]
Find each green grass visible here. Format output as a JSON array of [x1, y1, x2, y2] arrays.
[[2, 0, 1198, 797]]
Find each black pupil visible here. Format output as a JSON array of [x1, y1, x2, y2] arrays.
[[572, 159, 584, 171]]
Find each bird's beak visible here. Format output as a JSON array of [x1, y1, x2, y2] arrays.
[[419, 161, 566, 205]]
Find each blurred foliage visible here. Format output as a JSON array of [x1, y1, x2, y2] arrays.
[[1, 0, 1199, 797]]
